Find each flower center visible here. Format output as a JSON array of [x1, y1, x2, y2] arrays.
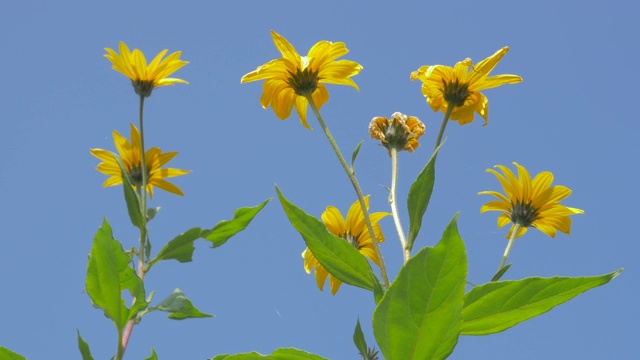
[[286, 68, 320, 96], [132, 80, 155, 98], [128, 164, 149, 188], [344, 232, 360, 249], [441, 78, 472, 107], [510, 201, 538, 227]]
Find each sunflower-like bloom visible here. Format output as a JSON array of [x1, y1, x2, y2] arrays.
[[90, 124, 190, 198], [369, 112, 425, 155], [104, 41, 188, 97], [302, 196, 389, 295], [478, 162, 584, 239], [241, 30, 363, 129], [410, 47, 522, 126]]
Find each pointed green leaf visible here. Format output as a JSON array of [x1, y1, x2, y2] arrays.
[[113, 154, 144, 229], [147, 207, 161, 222], [150, 227, 203, 266], [86, 218, 147, 331], [202, 199, 271, 248], [144, 348, 158, 360], [0, 347, 27, 360], [353, 318, 368, 359], [276, 186, 374, 292], [147, 288, 214, 320], [210, 348, 328, 360], [406, 143, 443, 251], [351, 140, 364, 168], [491, 264, 512, 282], [461, 269, 623, 335], [77, 330, 94, 360], [373, 214, 466, 360], [372, 272, 385, 305]]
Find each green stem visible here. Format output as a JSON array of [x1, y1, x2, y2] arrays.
[[497, 224, 520, 272], [389, 148, 409, 263], [305, 94, 390, 288], [115, 329, 124, 360], [434, 105, 454, 151]]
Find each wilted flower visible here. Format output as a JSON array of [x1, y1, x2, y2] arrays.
[[411, 47, 522, 126], [104, 41, 188, 97], [478, 162, 583, 239], [241, 30, 362, 129], [302, 196, 389, 295], [369, 112, 425, 154], [90, 124, 190, 198]]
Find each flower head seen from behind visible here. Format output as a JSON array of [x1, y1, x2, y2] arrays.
[[104, 41, 189, 97], [90, 124, 190, 198], [479, 162, 584, 239], [369, 112, 425, 155], [241, 30, 363, 129], [411, 47, 522, 126], [302, 196, 389, 295]]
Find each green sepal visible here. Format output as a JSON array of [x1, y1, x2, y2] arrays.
[[202, 199, 271, 248], [77, 330, 94, 360], [406, 141, 444, 251], [0, 347, 27, 360], [112, 154, 144, 229], [210, 348, 328, 360], [144, 348, 158, 360], [373, 213, 466, 360], [149, 227, 203, 267], [461, 269, 623, 335], [351, 140, 364, 168], [144, 288, 213, 320], [353, 318, 368, 359], [491, 264, 512, 282], [276, 186, 375, 292], [85, 218, 147, 331]]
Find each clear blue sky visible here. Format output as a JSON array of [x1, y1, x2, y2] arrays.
[[1, 1, 637, 359]]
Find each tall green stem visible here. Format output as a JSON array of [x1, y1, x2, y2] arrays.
[[497, 224, 520, 272], [389, 148, 409, 263], [434, 105, 454, 151], [305, 95, 390, 288]]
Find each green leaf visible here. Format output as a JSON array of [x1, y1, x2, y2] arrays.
[[351, 140, 364, 168], [147, 288, 214, 320], [150, 227, 203, 266], [491, 264, 512, 282], [406, 142, 443, 251], [372, 272, 385, 305], [144, 348, 158, 360], [276, 186, 374, 292], [202, 199, 271, 248], [77, 330, 94, 360], [0, 347, 27, 360], [210, 348, 328, 360], [461, 269, 623, 335], [353, 318, 368, 359], [146, 207, 161, 222], [86, 218, 147, 331], [112, 154, 144, 229], [373, 214, 466, 360]]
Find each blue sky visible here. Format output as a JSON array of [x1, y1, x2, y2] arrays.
[[1, 1, 637, 359]]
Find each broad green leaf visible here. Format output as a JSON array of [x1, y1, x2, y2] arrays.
[[202, 199, 271, 248], [77, 330, 94, 360], [0, 347, 27, 360], [86, 219, 147, 331], [276, 186, 374, 292], [461, 269, 623, 335], [406, 142, 443, 251], [372, 272, 385, 305], [144, 348, 158, 360], [113, 154, 144, 229], [150, 227, 203, 266], [353, 318, 368, 359], [491, 264, 512, 282], [351, 140, 364, 168], [373, 214, 466, 360], [147, 288, 213, 320], [210, 348, 328, 360]]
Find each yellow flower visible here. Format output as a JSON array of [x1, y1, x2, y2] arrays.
[[90, 124, 190, 198], [104, 41, 188, 97], [369, 112, 425, 154], [302, 196, 389, 295], [478, 162, 584, 239], [411, 47, 522, 126], [241, 30, 363, 129]]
